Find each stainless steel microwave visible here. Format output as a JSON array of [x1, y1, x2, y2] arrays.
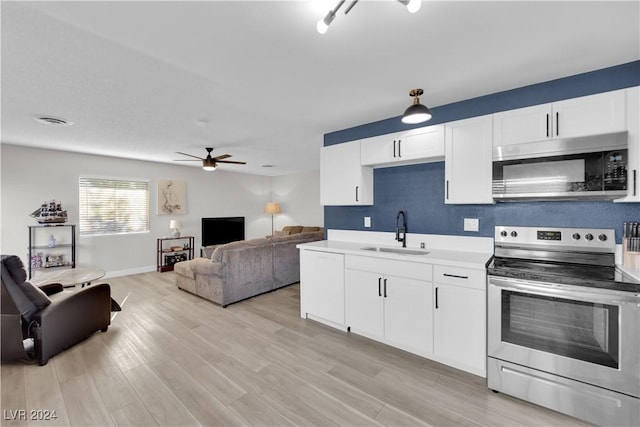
[[492, 132, 629, 201]]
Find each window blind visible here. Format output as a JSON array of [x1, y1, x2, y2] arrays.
[[79, 176, 150, 236]]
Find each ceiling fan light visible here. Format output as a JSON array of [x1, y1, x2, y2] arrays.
[[202, 158, 217, 171]]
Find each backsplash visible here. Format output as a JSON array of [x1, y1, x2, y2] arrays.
[[324, 162, 640, 243], [324, 61, 640, 243]]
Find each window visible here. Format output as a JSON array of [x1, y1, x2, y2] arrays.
[[79, 176, 149, 236]]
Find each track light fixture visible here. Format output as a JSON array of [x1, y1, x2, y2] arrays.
[[317, 0, 421, 34], [401, 89, 432, 124]]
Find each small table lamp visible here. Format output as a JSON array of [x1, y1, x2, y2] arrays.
[[264, 202, 281, 236], [169, 220, 182, 238]]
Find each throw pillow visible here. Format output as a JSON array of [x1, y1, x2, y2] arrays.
[[273, 230, 290, 237], [301, 226, 320, 233]]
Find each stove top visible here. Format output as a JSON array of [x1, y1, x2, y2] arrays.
[[490, 226, 640, 294], [488, 257, 640, 293]]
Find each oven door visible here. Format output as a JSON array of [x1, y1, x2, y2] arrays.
[[488, 276, 640, 398]]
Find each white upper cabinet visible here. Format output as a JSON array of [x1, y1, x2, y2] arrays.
[[616, 86, 640, 202], [444, 115, 494, 204], [321, 141, 373, 206], [360, 125, 445, 167], [493, 89, 627, 147]]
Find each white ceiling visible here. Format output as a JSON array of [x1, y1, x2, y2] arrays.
[[2, 1, 639, 176]]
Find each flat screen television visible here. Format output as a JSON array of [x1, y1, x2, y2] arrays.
[[201, 217, 245, 247]]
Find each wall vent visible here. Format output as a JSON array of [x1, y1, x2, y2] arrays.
[[34, 116, 73, 126]]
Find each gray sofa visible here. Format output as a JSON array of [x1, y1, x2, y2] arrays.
[[174, 227, 323, 307]]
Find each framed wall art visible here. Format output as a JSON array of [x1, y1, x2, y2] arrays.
[[158, 180, 186, 215]]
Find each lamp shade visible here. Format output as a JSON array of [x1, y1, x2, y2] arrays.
[[401, 102, 432, 124], [402, 88, 432, 124], [264, 202, 281, 214], [169, 220, 181, 229]]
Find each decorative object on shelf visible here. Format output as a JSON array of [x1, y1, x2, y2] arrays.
[[316, 0, 421, 34], [170, 219, 182, 238], [48, 234, 56, 248], [30, 252, 43, 269], [158, 180, 187, 215], [264, 202, 282, 236], [30, 199, 68, 224], [401, 88, 432, 124], [45, 254, 65, 268]]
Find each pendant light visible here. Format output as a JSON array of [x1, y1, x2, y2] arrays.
[[401, 88, 432, 124]]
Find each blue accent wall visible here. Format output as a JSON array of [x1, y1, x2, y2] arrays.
[[324, 61, 640, 243]]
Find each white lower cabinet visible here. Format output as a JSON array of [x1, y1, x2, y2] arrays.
[[300, 250, 488, 377], [433, 265, 486, 377], [300, 250, 345, 327], [345, 255, 433, 357]]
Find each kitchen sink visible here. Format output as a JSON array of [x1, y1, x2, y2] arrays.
[[360, 247, 430, 256]]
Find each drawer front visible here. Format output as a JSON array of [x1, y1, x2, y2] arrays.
[[433, 265, 485, 290], [346, 255, 432, 281]]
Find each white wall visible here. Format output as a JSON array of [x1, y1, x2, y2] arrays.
[[1, 144, 322, 277], [271, 171, 324, 232]]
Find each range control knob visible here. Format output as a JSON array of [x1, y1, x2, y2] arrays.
[[585, 233, 594, 241], [510, 231, 518, 238], [500, 230, 508, 237], [598, 234, 608, 242], [572, 233, 581, 240]]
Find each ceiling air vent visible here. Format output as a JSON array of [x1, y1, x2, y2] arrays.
[[34, 116, 74, 126]]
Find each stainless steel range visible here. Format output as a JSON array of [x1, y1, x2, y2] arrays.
[[487, 226, 640, 427]]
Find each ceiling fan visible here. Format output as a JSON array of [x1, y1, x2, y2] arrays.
[[174, 147, 246, 171]]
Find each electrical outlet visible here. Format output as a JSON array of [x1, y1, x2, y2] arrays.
[[464, 218, 479, 232], [364, 216, 371, 228]]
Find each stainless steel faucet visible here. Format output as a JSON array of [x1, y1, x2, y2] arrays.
[[396, 210, 407, 248]]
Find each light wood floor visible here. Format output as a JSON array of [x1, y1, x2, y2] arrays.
[[1, 271, 588, 427]]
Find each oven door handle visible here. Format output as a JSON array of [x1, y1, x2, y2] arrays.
[[488, 276, 640, 305]]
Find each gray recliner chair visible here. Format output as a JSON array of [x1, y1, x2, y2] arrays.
[[1, 255, 111, 365]]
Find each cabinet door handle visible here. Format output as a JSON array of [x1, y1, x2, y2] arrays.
[[398, 139, 401, 158], [393, 140, 397, 158], [383, 278, 387, 298], [355, 186, 359, 202], [634, 170, 637, 197], [546, 113, 550, 137], [556, 112, 559, 136], [443, 273, 469, 280], [446, 180, 449, 200], [378, 277, 382, 296], [435, 287, 439, 309]]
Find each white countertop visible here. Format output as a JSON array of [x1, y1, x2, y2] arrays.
[[297, 239, 493, 270]]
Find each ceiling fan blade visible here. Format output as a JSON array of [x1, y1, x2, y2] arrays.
[[172, 159, 202, 161], [213, 154, 231, 161], [175, 151, 204, 160], [216, 160, 247, 165]]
